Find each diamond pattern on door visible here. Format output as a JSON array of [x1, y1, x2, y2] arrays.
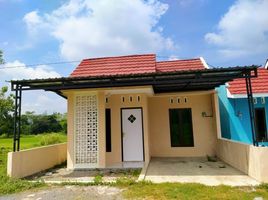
[[75, 94, 98, 167], [128, 114, 136, 123]]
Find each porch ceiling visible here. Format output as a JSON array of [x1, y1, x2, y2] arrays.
[[10, 66, 258, 96]]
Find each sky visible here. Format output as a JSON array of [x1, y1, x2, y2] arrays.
[[0, 0, 268, 113]]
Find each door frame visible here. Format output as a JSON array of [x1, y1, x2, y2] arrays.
[[120, 107, 145, 162], [254, 107, 268, 141]]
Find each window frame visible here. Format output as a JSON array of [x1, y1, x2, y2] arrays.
[[105, 108, 112, 152], [169, 108, 194, 147]]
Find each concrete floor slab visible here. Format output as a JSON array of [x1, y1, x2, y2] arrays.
[[144, 157, 259, 186], [28, 167, 141, 183]]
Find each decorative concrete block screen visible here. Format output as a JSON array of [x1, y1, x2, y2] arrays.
[[75, 94, 98, 168]]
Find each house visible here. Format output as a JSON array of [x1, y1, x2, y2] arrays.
[[217, 66, 268, 146], [9, 54, 259, 174], [65, 54, 219, 169]]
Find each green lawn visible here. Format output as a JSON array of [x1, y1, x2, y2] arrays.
[[0, 133, 66, 195], [1, 134, 268, 199], [122, 182, 268, 200]]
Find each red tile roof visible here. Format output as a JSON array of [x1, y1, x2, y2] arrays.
[[70, 54, 156, 77], [156, 59, 205, 72], [70, 54, 207, 77], [228, 68, 268, 95]]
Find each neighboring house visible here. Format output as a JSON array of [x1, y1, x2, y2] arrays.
[[10, 54, 257, 170], [217, 66, 268, 146]]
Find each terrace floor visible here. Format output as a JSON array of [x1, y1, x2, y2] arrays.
[[144, 157, 259, 186]]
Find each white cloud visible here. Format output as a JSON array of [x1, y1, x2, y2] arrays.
[[23, 11, 43, 33], [168, 55, 179, 60], [0, 60, 61, 80], [0, 61, 64, 114], [22, 92, 66, 114], [23, 0, 175, 60], [205, 0, 268, 58]]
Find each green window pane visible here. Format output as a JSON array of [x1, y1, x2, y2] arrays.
[[169, 108, 194, 147]]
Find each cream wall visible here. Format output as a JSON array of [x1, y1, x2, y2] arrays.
[[7, 143, 67, 178], [64, 88, 219, 168], [64, 87, 151, 168], [149, 93, 217, 157], [217, 138, 268, 183], [105, 93, 150, 166]]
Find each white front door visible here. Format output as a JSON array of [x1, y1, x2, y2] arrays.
[[122, 108, 144, 161]]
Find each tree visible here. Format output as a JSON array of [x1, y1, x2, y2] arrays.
[[0, 50, 4, 64], [31, 113, 62, 134], [21, 111, 35, 135], [0, 86, 14, 137]]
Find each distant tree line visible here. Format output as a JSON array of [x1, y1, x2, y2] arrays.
[[21, 112, 67, 135], [0, 86, 67, 137]]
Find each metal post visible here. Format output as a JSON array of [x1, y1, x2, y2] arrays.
[[13, 84, 22, 152], [245, 74, 258, 146], [17, 87, 22, 151], [13, 87, 18, 152]]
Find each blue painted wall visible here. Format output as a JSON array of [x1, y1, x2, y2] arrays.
[[217, 85, 268, 146]]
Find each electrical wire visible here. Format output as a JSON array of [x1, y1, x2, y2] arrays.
[[0, 55, 217, 70], [0, 60, 81, 70]]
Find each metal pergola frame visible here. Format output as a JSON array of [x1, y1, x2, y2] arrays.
[[10, 66, 258, 151]]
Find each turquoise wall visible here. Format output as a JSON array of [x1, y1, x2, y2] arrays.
[[217, 85, 268, 146]]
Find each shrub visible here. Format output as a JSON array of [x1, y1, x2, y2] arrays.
[[93, 174, 103, 185], [39, 133, 65, 146], [0, 134, 8, 139]]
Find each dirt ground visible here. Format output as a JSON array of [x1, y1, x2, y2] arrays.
[[0, 186, 124, 200]]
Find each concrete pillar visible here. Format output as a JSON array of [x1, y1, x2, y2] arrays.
[[67, 93, 74, 169], [98, 91, 106, 168], [213, 91, 222, 139], [143, 94, 151, 163]]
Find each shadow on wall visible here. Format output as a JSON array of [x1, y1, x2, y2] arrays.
[[218, 98, 231, 139], [217, 86, 251, 144]]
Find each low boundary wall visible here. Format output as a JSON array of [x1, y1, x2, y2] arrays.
[[217, 138, 268, 182], [7, 143, 67, 178]]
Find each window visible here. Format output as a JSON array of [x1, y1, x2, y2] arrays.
[[255, 108, 267, 142], [105, 109, 112, 152], [169, 108, 194, 147]]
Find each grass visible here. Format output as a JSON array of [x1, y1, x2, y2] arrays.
[[59, 180, 268, 199], [0, 133, 66, 195], [122, 182, 268, 200], [1, 133, 268, 199], [0, 133, 67, 149]]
